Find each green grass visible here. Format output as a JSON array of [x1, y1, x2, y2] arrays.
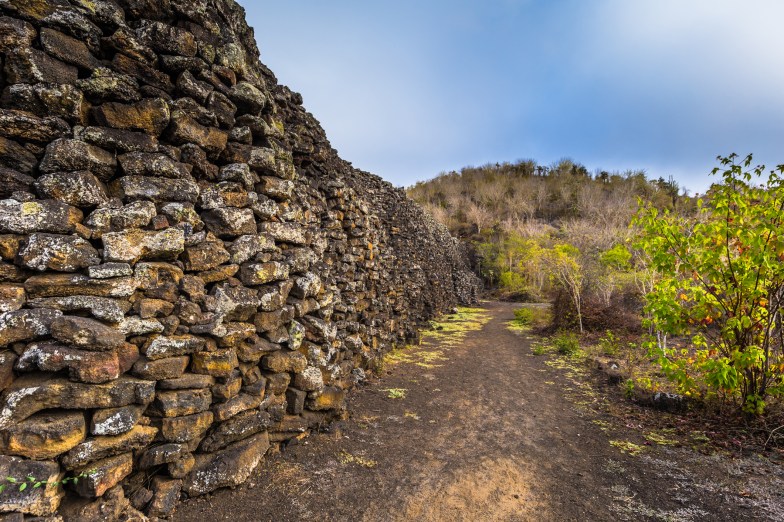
[[382, 388, 407, 399]]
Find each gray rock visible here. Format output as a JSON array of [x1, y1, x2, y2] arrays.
[[177, 70, 213, 104], [0, 199, 82, 234], [0, 456, 63, 516], [142, 334, 205, 360], [219, 163, 254, 189], [75, 126, 158, 153], [259, 222, 308, 245], [76, 67, 141, 102], [0, 108, 70, 143], [85, 201, 157, 233], [228, 234, 275, 264], [257, 176, 294, 201], [4, 47, 78, 85], [0, 308, 62, 347], [90, 405, 146, 436], [294, 366, 325, 392], [87, 263, 134, 279], [202, 207, 256, 238], [61, 425, 157, 470], [0, 375, 155, 430], [112, 176, 200, 203], [239, 262, 289, 286], [182, 433, 269, 496], [15, 341, 122, 383], [28, 295, 129, 324], [118, 152, 192, 179], [228, 82, 267, 114], [17, 233, 100, 272], [0, 83, 86, 123], [291, 272, 322, 298], [102, 228, 185, 264], [39, 139, 117, 181], [35, 170, 109, 207], [136, 20, 197, 57], [51, 315, 126, 351]]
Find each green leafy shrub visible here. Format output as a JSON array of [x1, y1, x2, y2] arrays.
[[553, 331, 579, 355], [634, 154, 784, 414], [599, 330, 620, 356], [513, 307, 534, 325]]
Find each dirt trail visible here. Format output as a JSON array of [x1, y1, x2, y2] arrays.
[[173, 302, 778, 521]]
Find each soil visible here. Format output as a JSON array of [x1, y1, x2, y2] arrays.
[[172, 302, 784, 521]]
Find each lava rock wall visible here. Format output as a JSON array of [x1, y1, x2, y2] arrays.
[[0, 0, 479, 518]]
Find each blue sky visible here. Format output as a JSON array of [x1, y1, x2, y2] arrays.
[[240, 1, 784, 194]]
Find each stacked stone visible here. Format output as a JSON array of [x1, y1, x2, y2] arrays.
[[0, 0, 479, 519]]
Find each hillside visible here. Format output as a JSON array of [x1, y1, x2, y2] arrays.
[[407, 158, 696, 329]]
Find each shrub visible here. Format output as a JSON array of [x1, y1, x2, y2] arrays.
[[599, 330, 620, 356], [513, 307, 534, 325], [553, 331, 579, 355], [634, 154, 784, 414]]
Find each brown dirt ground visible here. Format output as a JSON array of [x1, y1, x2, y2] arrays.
[[172, 302, 784, 521]]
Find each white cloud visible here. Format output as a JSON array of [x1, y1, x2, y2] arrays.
[[580, 0, 784, 113], [243, 1, 784, 191]]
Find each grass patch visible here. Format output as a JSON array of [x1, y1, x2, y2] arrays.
[[338, 451, 377, 468], [644, 430, 679, 446], [382, 388, 407, 399], [424, 306, 492, 347], [610, 439, 646, 456], [382, 306, 491, 369], [506, 304, 551, 334], [531, 341, 551, 355]]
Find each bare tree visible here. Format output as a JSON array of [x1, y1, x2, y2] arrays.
[[465, 202, 493, 235]]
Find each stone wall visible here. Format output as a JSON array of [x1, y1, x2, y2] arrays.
[[0, 0, 479, 518]]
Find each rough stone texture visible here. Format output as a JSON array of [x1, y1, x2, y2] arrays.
[[102, 228, 185, 264], [0, 456, 63, 516], [39, 139, 116, 180], [0, 0, 479, 518], [72, 452, 133, 498], [90, 405, 145, 436], [0, 375, 154, 430], [50, 316, 125, 351], [61, 425, 157, 470], [15, 341, 123, 383], [0, 308, 62, 347], [183, 432, 270, 496], [17, 234, 100, 272], [0, 410, 85, 460]]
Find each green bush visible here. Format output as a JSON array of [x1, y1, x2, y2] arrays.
[[599, 330, 620, 356], [635, 154, 784, 414], [553, 331, 579, 355], [499, 271, 529, 294], [513, 307, 534, 325]]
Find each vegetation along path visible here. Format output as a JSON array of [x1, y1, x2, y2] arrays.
[[174, 302, 783, 521]]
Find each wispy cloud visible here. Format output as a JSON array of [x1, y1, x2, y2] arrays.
[[242, 1, 784, 191]]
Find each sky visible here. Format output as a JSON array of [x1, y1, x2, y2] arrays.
[[239, 1, 784, 194]]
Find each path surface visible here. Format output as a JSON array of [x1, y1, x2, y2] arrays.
[[173, 302, 778, 521]]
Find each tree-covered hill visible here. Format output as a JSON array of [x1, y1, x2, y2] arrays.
[[407, 159, 694, 322]]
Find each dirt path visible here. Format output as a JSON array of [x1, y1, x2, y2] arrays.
[[173, 302, 779, 521]]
